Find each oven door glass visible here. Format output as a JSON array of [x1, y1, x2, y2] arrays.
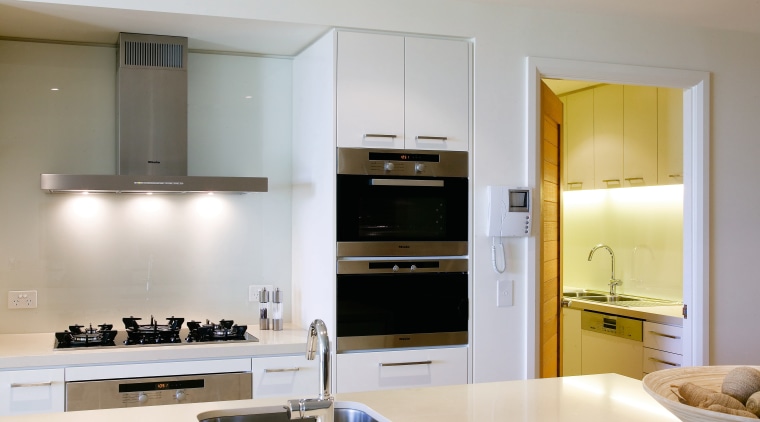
[[336, 175, 468, 256], [336, 271, 468, 352]]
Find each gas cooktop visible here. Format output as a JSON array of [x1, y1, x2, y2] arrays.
[[54, 316, 258, 350]]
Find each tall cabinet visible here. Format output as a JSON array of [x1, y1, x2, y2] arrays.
[[293, 29, 472, 394]]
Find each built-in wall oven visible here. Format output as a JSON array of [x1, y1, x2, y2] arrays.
[[336, 258, 469, 352], [336, 147, 468, 257], [335, 147, 469, 352]]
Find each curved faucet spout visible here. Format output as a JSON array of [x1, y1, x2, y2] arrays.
[[588, 244, 621, 295]]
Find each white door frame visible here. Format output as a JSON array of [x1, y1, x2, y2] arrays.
[[525, 57, 710, 378]]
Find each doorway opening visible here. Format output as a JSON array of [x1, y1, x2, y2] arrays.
[[526, 57, 710, 379]]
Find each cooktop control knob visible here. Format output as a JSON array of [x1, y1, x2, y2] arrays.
[[410, 264, 417, 272], [175, 390, 186, 401], [392, 265, 400, 272], [384, 162, 395, 171], [414, 163, 425, 173], [137, 393, 148, 403]]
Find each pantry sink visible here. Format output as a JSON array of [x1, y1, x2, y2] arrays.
[[563, 291, 681, 308], [198, 402, 386, 422]]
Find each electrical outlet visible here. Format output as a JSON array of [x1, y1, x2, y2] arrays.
[[8, 290, 37, 309], [497, 280, 513, 307], [248, 285, 274, 302]]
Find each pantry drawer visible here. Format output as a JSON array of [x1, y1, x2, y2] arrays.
[[643, 347, 682, 374], [643, 321, 682, 354], [336, 346, 467, 393]]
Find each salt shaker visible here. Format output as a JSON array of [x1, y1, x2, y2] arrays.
[[271, 288, 283, 331]]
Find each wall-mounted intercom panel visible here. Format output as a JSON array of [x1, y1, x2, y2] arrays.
[[487, 186, 532, 237]]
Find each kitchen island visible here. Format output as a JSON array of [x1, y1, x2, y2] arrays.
[[0, 373, 678, 421]]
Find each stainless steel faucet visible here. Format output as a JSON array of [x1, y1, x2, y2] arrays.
[[588, 244, 622, 295], [286, 319, 333, 422]]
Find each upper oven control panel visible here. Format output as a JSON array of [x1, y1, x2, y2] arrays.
[[337, 147, 468, 177]]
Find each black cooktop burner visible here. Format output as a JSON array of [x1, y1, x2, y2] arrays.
[[186, 319, 248, 342], [123, 316, 184, 345], [54, 323, 117, 348]]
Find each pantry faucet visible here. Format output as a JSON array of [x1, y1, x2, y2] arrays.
[[286, 319, 333, 422], [588, 244, 622, 295]]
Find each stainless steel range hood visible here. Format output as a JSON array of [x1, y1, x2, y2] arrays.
[[41, 33, 268, 194]]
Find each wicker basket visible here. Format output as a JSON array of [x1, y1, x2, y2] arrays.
[[642, 365, 760, 422]]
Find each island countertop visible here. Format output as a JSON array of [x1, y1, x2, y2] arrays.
[[0, 373, 679, 422]]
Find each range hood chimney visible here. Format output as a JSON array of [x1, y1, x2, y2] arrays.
[[41, 33, 268, 194]]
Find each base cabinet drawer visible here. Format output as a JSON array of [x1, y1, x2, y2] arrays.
[[0, 368, 64, 416], [643, 347, 682, 374], [643, 322, 682, 354], [336, 347, 468, 394], [251, 355, 319, 399]]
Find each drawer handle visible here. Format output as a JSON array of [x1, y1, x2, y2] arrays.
[[648, 357, 680, 367], [415, 136, 448, 141], [602, 179, 620, 184], [625, 177, 645, 182], [363, 134, 397, 139], [649, 330, 681, 340], [669, 174, 682, 178], [10, 382, 53, 388], [567, 182, 583, 187], [379, 360, 433, 367], [264, 367, 300, 373]]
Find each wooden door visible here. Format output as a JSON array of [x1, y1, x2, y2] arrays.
[[540, 81, 562, 378]]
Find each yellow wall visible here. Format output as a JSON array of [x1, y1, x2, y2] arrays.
[[562, 185, 683, 301]]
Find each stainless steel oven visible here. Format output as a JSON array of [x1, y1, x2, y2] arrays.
[[336, 147, 468, 257], [336, 258, 468, 352]]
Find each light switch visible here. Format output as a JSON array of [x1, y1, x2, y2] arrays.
[[497, 280, 513, 307]]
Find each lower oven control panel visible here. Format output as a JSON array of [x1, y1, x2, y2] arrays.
[[65, 372, 252, 411]]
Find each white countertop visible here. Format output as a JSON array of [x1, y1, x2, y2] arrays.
[[0, 373, 679, 421], [0, 326, 308, 370]]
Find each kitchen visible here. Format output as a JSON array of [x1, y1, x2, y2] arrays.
[[1, 0, 759, 420]]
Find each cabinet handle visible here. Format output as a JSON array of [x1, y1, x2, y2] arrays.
[[10, 382, 53, 388], [567, 182, 583, 187], [602, 179, 620, 184], [648, 357, 680, 367], [415, 136, 448, 141], [264, 367, 300, 373], [625, 177, 644, 182], [668, 174, 682, 178], [379, 360, 433, 367], [648, 330, 681, 340], [363, 134, 397, 139]]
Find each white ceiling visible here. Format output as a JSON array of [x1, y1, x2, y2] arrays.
[[0, 0, 758, 55]]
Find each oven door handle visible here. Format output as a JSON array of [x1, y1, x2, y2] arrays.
[[370, 179, 444, 187]]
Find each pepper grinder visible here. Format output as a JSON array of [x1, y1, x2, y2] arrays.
[[271, 288, 283, 331], [258, 287, 270, 330]]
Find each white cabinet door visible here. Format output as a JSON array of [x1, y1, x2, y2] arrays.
[[594, 84, 624, 189], [0, 368, 64, 416], [250, 355, 319, 399], [405, 37, 469, 151], [623, 85, 658, 187], [658, 87, 683, 184], [564, 89, 595, 190], [336, 347, 467, 393], [562, 308, 582, 376], [336, 31, 405, 149]]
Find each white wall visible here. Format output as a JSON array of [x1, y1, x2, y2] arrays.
[[0, 40, 293, 332], [3, 0, 760, 378]]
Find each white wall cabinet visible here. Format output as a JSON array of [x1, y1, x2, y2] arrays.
[[563, 85, 682, 190], [250, 354, 319, 399], [643, 321, 683, 377], [336, 31, 470, 151], [335, 346, 468, 393], [0, 368, 64, 416]]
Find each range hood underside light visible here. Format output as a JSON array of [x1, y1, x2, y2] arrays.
[[40, 174, 268, 194]]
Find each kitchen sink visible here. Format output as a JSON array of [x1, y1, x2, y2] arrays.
[[563, 291, 681, 307], [198, 403, 384, 422]]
